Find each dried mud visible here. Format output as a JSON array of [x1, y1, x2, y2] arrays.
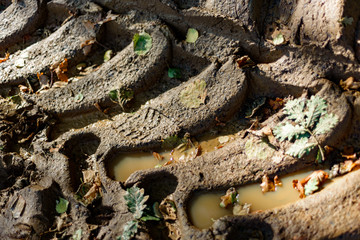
[[1, 0, 360, 239]]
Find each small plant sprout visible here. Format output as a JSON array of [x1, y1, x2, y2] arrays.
[[117, 186, 161, 240], [109, 88, 134, 110], [273, 96, 339, 162]]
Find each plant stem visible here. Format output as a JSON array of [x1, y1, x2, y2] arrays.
[[306, 129, 325, 162]]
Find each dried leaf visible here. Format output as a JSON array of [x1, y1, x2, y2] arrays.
[[260, 174, 275, 193], [53, 58, 68, 82], [269, 98, 284, 111], [186, 28, 199, 43], [159, 199, 177, 220], [179, 79, 207, 108], [274, 175, 282, 186], [293, 170, 328, 198], [220, 187, 237, 208], [236, 55, 255, 68], [233, 203, 251, 216], [98, 11, 118, 25], [152, 152, 164, 161], [0, 52, 10, 63]]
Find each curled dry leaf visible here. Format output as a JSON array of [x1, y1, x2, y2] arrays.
[[0, 52, 10, 63], [292, 170, 328, 198], [340, 77, 360, 91], [260, 174, 275, 193], [152, 152, 164, 161], [233, 203, 251, 216], [274, 175, 282, 186], [220, 187, 237, 208], [236, 55, 255, 68], [269, 97, 284, 111], [52, 58, 68, 82], [159, 198, 177, 221]]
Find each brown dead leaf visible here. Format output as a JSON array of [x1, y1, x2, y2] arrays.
[[220, 187, 237, 208], [274, 175, 282, 186], [340, 77, 360, 91], [0, 52, 10, 63], [52, 58, 68, 82], [97, 11, 118, 25], [269, 98, 284, 111], [342, 153, 357, 160], [236, 55, 255, 68], [18, 85, 29, 93], [159, 198, 177, 221], [292, 179, 305, 198], [152, 152, 164, 161], [260, 174, 275, 193], [292, 170, 328, 198]]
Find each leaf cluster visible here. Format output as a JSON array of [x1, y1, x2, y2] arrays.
[[273, 96, 339, 160], [118, 186, 161, 240]]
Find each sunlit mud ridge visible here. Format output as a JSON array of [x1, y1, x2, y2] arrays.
[[1, 0, 360, 239]]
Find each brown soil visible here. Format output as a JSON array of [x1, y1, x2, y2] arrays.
[[1, 0, 360, 239]]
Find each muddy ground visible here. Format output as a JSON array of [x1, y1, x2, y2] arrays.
[[1, 0, 360, 239]]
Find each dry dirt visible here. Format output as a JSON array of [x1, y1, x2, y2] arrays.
[[1, 0, 360, 239]]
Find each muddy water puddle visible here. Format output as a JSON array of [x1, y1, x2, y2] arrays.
[[189, 168, 338, 229], [108, 133, 237, 182]]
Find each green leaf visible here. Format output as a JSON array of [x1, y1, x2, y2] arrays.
[[104, 50, 113, 62], [179, 79, 207, 108], [56, 197, 69, 214], [286, 138, 316, 158], [313, 113, 339, 135], [168, 68, 182, 79], [72, 229, 82, 240], [74, 93, 84, 102], [304, 95, 327, 128], [304, 177, 319, 196], [118, 220, 139, 240], [273, 33, 285, 45], [273, 122, 307, 142], [339, 16, 353, 26], [140, 215, 161, 221], [186, 28, 199, 43], [133, 32, 152, 55], [109, 90, 118, 102], [283, 98, 306, 124], [124, 186, 149, 219], [316, 149, 323, 163]]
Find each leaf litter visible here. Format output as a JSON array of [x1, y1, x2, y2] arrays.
[[179, 79, 207, 108]]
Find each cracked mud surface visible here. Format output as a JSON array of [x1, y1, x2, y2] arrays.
[[1, 0, 360, 239]]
